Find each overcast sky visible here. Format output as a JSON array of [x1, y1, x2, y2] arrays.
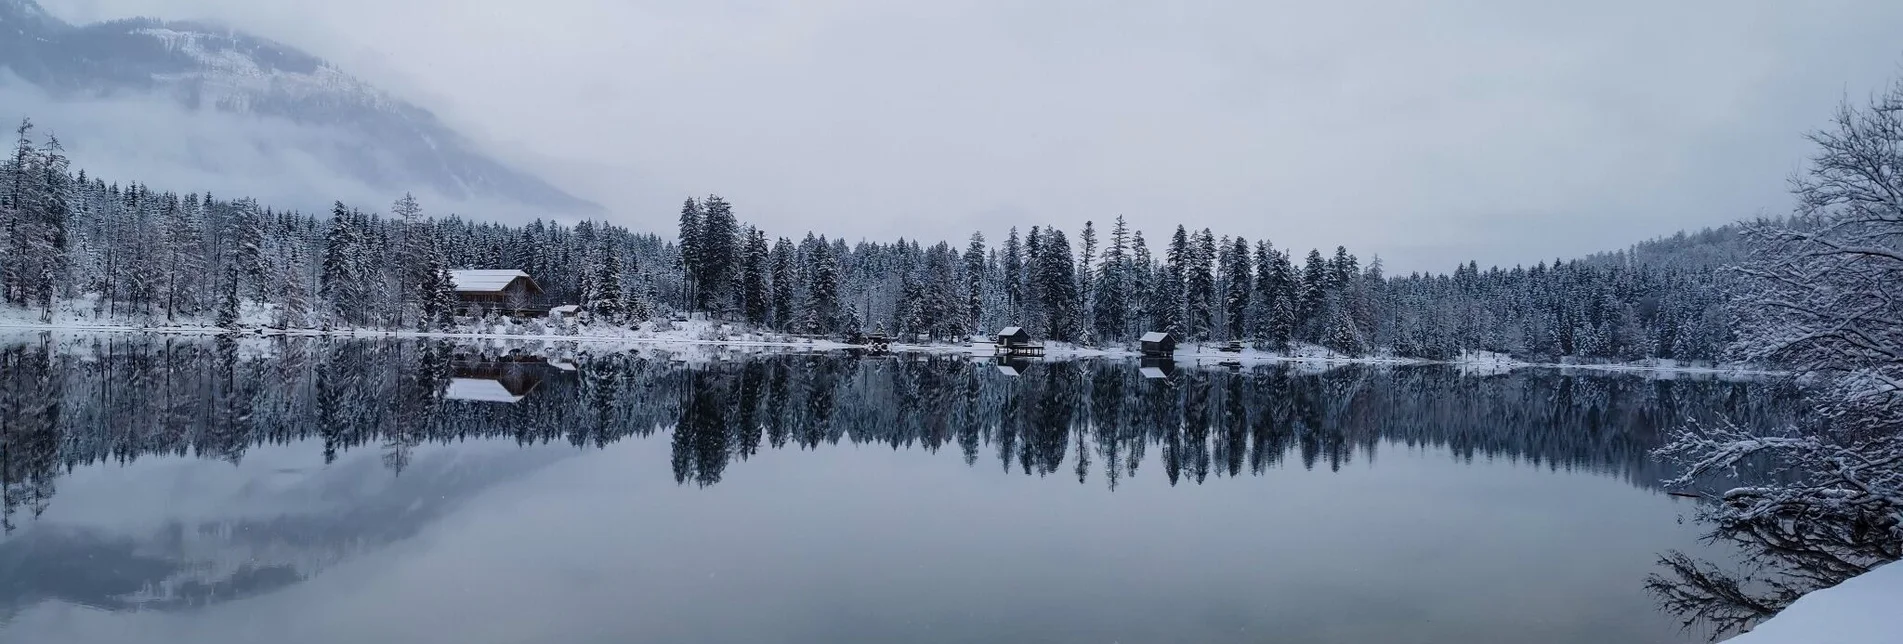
[[37, 0, 1903, 271]]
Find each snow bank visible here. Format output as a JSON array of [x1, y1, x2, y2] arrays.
[[1726, 562, 1901, 644]]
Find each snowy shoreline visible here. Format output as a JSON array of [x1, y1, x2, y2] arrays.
[[1724, 562, 1900, 644], [0, 320, 1781, 376]]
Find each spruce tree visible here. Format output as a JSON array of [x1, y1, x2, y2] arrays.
[[677, 197, 703, 310], [1223, 235, 1250, 341], [215, 262, 241, 328], [1001, 227, 1023, 323], [1185, 228, 1217, 341], [1037, 227, 1080, 342], [698, 195, 741, 313], [770, 237, 797, 330], [741, 227, 770, 326], [1093, 215, 1130, 342], [963, 232, 986, 335]]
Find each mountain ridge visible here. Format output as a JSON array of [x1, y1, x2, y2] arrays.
[[0, 0, 602, 215]]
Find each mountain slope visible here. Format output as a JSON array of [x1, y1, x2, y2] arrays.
[[0, 0, 601, 215]]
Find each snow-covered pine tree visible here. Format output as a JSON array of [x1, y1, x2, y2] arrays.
[[1185, 228, 1217, 341], [215, 262, 241, 328], [770, 237, 797, 330], [1001, 227, 1023, 323], [1130, 229, 1154, 334], [319, 201, 359, 326], [594, 242, 629, 321], [677, 197, 703, 311], [1162, 225, 1192, 337], [698, 195, 741, 314], [742, 227, 770, 326], [1222, 235, 1250, 341], [1297, 248, 1327, 342], [1076, 220, 1097, 343], [392, 192, 424, 325], [1092, 216, 1131, 343], [801, 233, 842, 334], [161, 193, 206, 322], [964, 232, 986, 335], [418, 238, 456, 330], [1037, 227, 1080, 342]]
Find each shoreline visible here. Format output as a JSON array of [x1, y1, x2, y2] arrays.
[[0, 322, 1782, 376]]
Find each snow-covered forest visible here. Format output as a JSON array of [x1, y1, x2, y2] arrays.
[[0, 118, 1736, 362]]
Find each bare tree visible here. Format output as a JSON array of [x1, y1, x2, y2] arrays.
[[1650, 78, 1903, 640]]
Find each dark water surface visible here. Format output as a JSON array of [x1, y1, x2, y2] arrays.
[[0, 334, 1797, 643]]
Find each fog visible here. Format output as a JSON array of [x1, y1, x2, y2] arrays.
[[0, 72, 525, 219], [30, 0, 1903, 270]]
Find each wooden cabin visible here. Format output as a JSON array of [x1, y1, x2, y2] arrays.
[[1140, 331, 1176, 356], [449, 269, 546, 316], [996, 326, 1032, 349]]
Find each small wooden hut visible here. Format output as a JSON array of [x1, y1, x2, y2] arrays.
[[1140, 331, 1176, 356], [996, 326, 1032, 349]]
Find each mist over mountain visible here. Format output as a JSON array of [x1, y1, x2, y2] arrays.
[[0, 0, 600, 217]]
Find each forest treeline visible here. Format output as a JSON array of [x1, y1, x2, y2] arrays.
[[2, 118, 1734, 361], [0, 335, 1799, 532]]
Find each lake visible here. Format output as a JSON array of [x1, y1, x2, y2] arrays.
[[0, 334, 1798, 643]]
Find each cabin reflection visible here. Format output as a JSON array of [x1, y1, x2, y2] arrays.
[[1139, 357, 1176, 379], [447, 356, 553, 403], [994, 355, 1033, 377]]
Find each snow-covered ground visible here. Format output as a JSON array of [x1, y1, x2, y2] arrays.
[[0, 302, 1777, 375], [1726, 562, 1901, 644]]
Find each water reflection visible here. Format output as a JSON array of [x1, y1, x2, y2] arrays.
[[0, 333, 1808, 641], [0, 334, 1801, 518]]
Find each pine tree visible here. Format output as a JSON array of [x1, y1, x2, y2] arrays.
[[1298, 248, 1328, 341], [215, 262, 241, 328], [677, 197, 703, 310], [1222, 235, 1251, 341], [741, 227, 770, 326], [698, 195, 741, 313], [1076, 220, 1097, 342], [232, 198, 267, 298], [1185, 228, 1217, 341], [1265, 247, 1298, 349], [963, 232, 986, 335], [593, 244, 628, 321], [1001, 227, 1023, 322], [1037, 227, 1080, 342], [392, 192, 424, 325], [418, 239, 456, 330], [770, 237, 797, 330], [319, 201, 358, 326], [161, 194, 206, 322], [802, 234, 841, 334], [1130, 229, 1154, 332], [1093, 215, 1131, 342], [1163, 225, 1192, 337]]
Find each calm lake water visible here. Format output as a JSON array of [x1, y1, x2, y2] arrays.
[[0, 334, 1798, 643]]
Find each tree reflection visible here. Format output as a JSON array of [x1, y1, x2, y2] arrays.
[[0, 334, 1803, 535], [1648, 422, 1903, 639]]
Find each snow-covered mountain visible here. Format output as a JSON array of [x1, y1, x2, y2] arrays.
[[0, 0, 601, 215]]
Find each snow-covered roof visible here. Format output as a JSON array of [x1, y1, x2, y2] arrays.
[[996, 364, 1023, 376], [1140, 366, 1170, 379], [445, 378, 525, 403], [997, 326, 1026, 337], [1141, 332, 1173, 343], [448, 269, 533, 293], [549, 304, 581, 315]]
